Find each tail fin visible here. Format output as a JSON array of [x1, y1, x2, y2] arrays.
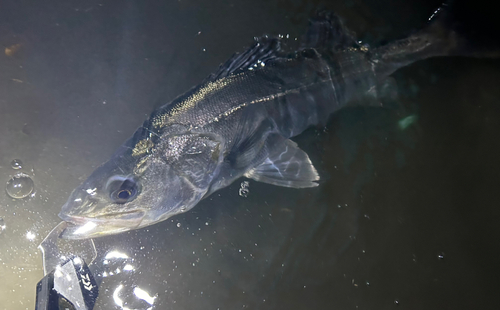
[[371, 2, 500, 78]]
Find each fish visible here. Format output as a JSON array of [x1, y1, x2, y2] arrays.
[[58, 6, 487, 239]]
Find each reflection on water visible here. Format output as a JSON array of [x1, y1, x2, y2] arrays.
[[113, 284, 157, 310], [100, 250, 157, 309], [398, 114, 418, 130], [25, 230, 36, 241], [102, 250, 135, 278]]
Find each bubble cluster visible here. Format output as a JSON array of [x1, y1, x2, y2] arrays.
[[239, 181, 250, 197], [5, 173, 34, 199]]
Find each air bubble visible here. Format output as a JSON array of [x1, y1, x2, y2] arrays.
[[239, 181, 249, 197], [176, 223, 181, 228], [6, 173, 34, 199], [0, 218, 5, 234], [10, 159, 23, 170]]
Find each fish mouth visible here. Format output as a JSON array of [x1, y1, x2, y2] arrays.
[[58, 210, 145, 239]]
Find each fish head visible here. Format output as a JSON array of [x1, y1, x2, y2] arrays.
[[59, 132, 223, 239]]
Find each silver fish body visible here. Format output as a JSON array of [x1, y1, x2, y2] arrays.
[[59, 10, 463, 238]]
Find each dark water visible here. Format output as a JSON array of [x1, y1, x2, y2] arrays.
[[1, 0, 499, 309]]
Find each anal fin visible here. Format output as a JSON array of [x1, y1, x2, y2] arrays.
[[244, 135, 319, 188]]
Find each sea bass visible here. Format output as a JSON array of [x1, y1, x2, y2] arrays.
[[59, 9, 469, 239]]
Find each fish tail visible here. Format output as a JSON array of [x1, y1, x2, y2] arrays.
[[371, 1, 500, 78]]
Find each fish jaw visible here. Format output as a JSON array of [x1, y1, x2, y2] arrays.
[[58, 211, 145, 239]]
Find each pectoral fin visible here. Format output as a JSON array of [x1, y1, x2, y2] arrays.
[[244, 136, 319, 188]]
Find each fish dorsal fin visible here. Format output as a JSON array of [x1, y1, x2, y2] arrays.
[[204, 37, 284, 82], [244, 135, 319, 188], [300, 11, 359, 50]]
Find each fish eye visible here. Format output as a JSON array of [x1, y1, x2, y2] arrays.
[[106, 176, 139, 204], [117, 189, 131, 200]]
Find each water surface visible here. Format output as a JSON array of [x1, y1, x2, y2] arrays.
[[0, 0, 499, 309]]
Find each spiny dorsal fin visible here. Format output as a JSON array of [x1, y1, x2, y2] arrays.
[[204, 37, 284, 83], [205, 11, 360, 83], [300, 11, 359, 50]]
